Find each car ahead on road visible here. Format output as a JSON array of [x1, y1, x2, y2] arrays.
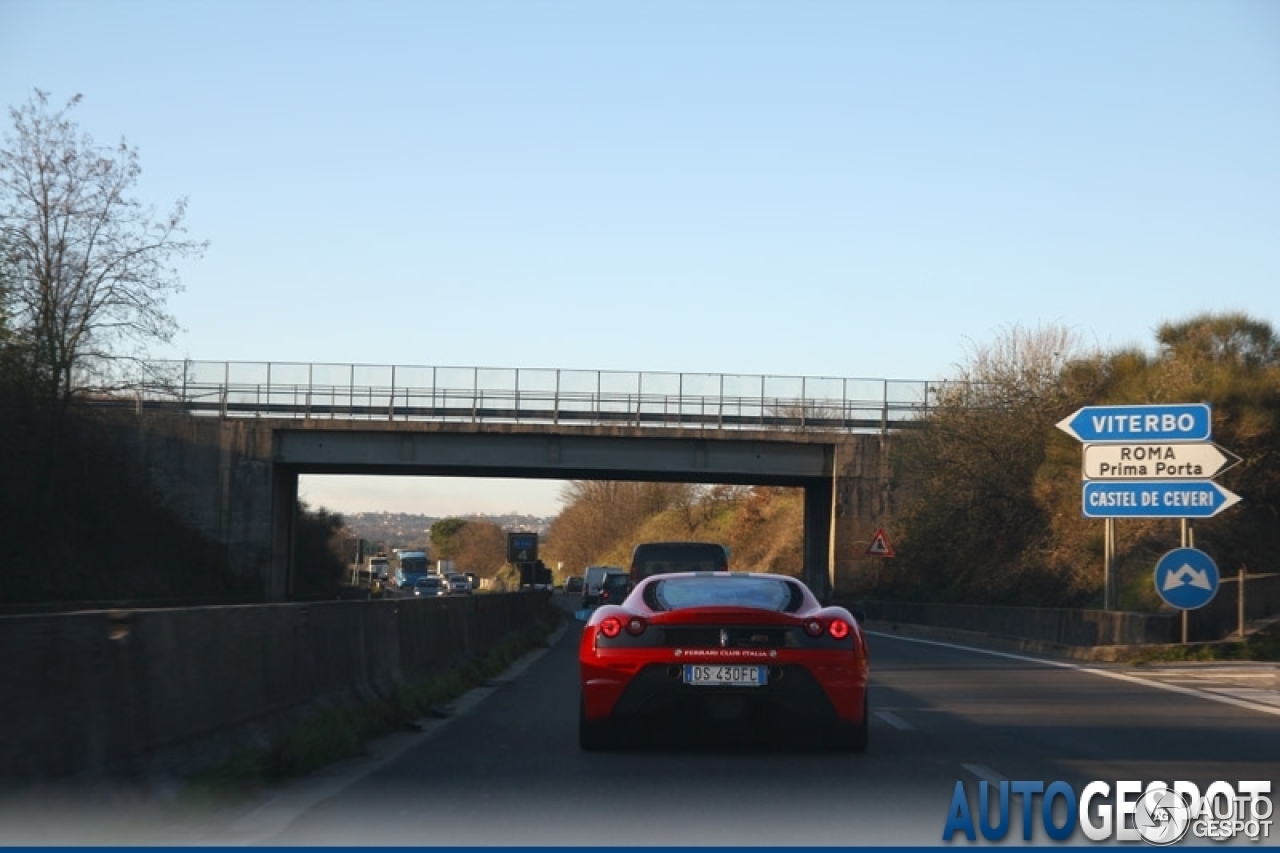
[[564, 575, 584, 594], [581, 565, 625, 607], [412, 576, 446, 597], [628, 541, 731, 585], [597, 571, 631, 606], [577, 571, 869, 753], [446, 574, 472, 595]]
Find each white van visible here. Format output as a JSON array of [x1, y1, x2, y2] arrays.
[[581, 565, 624, 607]]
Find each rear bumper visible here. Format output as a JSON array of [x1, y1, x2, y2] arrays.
[[582, 657, 867, 729]]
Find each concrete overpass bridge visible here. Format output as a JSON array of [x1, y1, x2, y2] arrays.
[[102, 361, 944, 600]]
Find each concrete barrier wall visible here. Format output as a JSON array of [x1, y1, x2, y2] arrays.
[[853, 601, 1181, 646], [0, 593, 552, 779], [853, 574, 1280, 647], [1189, 573, 1280, 639]]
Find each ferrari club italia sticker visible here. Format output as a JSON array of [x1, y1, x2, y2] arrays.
[[673, 648, 777, 659]]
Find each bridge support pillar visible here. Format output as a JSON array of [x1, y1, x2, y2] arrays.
[[269, 465, 297, 602], [802, 484, 834, 602], [822, 435, 895, 602]]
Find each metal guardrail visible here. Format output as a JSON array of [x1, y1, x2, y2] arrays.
[[120, 360, 949, 433]]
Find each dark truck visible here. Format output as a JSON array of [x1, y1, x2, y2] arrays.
[[628, 541, 731, 584]]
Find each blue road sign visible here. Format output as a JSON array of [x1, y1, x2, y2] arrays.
[[1056, 403, 1211, 443], [1154, 548, 1220, 610], [1081, 480, 1243, 518]]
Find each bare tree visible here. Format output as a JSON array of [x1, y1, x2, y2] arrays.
[[0, 246, 18, 371], [0, 90, 206, 400], [951, 322, 1085, 409], [892, 323, 1097, 604]]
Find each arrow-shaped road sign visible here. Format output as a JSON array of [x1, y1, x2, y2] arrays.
[[1082, 442, 1242, 481], [1082, 480, 1243, 518], [1057, 403, 1211, 443], [1154, 548, 1220, 610]]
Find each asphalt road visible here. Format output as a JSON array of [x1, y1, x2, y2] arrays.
[[5, 602, 1278, 846]]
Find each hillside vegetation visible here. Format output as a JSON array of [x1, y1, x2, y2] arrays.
[[541, 483, 806, 577]]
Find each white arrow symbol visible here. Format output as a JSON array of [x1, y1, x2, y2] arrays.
[[1163, 564, 1212, 591]]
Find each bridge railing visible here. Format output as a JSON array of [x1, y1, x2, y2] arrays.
[[125, 360, 948, 433]]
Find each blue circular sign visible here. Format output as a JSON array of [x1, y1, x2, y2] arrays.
[[1154, 548, 1220, 610]]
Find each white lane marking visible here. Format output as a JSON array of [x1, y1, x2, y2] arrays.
[[963, 763, 1007, 787], [1207, 688, 1280, 706], [866, 630, 1280, 719], [1124, 668, 1279, 680], [873, 710, 913, 730]]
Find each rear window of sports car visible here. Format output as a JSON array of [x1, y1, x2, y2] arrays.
[[645, 576, 803, 613]]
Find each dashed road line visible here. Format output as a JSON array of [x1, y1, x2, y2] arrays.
[[963, 763, 1008, 787], [873, 710, 914, 730], [1204, 688, 1280, 707]]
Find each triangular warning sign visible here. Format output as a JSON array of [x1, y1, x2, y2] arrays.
[[867, 528, 895, 557]]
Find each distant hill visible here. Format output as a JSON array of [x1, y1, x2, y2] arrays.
[[340, 511, 554, 551]]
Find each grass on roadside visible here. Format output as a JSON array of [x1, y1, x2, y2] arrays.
[[183, 613, 562, 806], [1125, 621, 1280, 664]]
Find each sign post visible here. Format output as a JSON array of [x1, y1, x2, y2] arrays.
[[1057, 403, 1240, 620], [507, 531, 539, 590], [1154, 547, 1220, 643], [506, 531, 538, 564]]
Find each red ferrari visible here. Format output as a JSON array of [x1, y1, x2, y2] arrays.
[[578, 571, 869, 752]]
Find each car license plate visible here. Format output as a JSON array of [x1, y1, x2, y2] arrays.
[[682, 664, 766, 686]]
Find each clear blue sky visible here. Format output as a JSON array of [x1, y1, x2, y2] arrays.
[[4, 0, 1277, 518]]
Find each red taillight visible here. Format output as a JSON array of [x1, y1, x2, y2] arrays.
[[599, 617, 623, 638], [804, 618, 853, 640], [625, 616, 647, 636]]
